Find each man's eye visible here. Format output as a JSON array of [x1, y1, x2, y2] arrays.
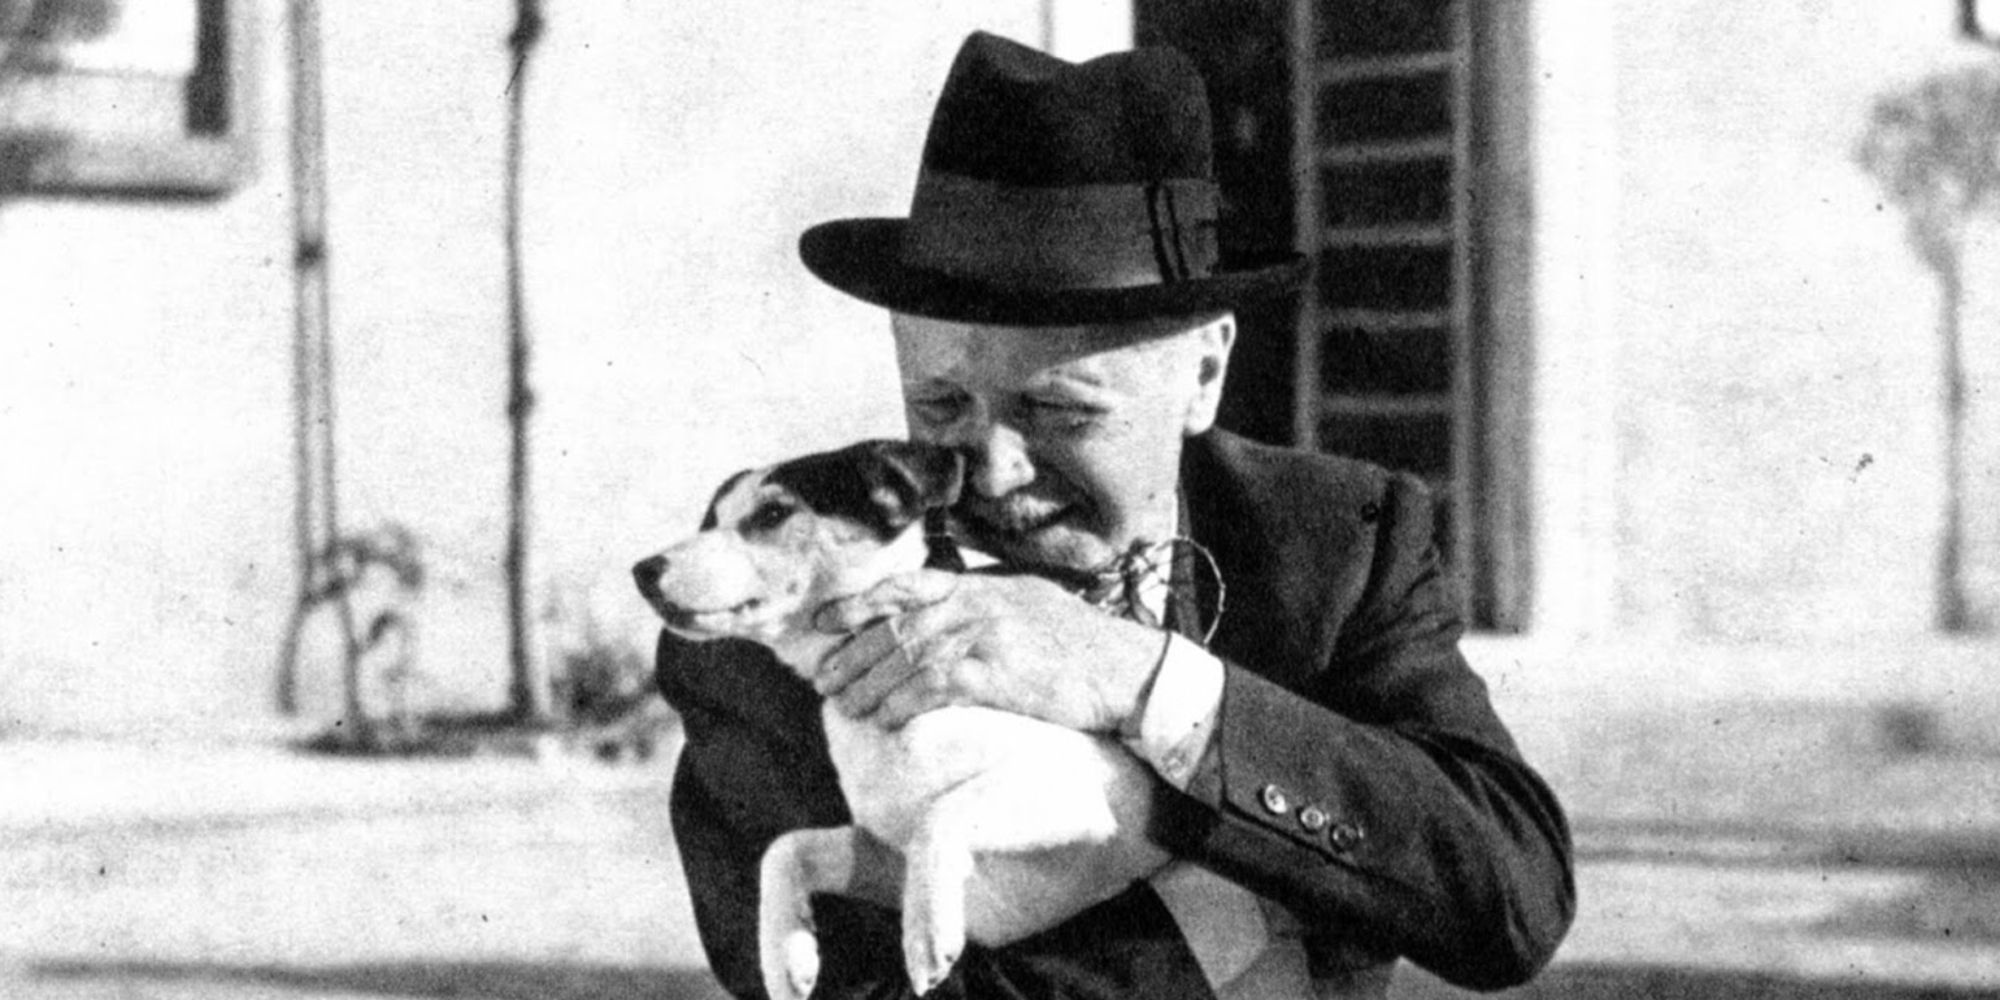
[[742, 500, 795, 533], [1027, 399, 1100, 430], [909, 395, 965, 427]]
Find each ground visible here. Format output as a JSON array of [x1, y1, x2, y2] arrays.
[[4, 710, 1999, 999]]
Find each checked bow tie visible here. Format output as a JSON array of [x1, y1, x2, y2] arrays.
[[1079, 539, 1179, 629], [1079, 537, 1226, 647], [922, 511, 1223, 644]]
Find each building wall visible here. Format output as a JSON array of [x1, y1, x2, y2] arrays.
[[4, 0, 1995, 736], [0, 2, 1097, 734], [1602, 2, 1999, 640]]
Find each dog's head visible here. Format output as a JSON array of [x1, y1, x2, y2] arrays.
[[633, 440, 962, 662]]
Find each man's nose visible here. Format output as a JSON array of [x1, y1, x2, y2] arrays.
[[958, 419, 1036, 498]]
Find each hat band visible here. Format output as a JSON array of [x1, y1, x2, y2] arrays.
[[902, 170, 1219, 290]]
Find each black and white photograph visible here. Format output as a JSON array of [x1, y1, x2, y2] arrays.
[[3, 2, 1999, 998]]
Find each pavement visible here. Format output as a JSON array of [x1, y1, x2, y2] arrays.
[[5, 687, 2000, 1000], [0, 731, 724, 1000]]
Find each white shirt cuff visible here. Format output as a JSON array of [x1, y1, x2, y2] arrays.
[[1127, 633, 1224, 789]]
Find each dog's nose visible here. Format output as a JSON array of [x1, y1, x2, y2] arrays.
[[632, 554, 668, 600]]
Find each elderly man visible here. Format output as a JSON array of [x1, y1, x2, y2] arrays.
[[657, 31, 1573, 1000]]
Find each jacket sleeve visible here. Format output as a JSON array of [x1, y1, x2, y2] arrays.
[[1153, 472, 1575, 991], [660, 631, 1218, 1000]]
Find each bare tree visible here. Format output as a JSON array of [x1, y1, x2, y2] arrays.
[[1857, 63, 2000, 632], [504, 0, 552, 723]]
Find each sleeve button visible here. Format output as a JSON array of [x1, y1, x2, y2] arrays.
[[1259, 784, 1291, 815], [1329, 822, 1366, 851], [1298, 805, 1329, 832]]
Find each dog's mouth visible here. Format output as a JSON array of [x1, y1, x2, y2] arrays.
[[654, 597, 765, 635]]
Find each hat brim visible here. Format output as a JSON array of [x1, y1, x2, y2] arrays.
[[800, 218, 1308, 327]]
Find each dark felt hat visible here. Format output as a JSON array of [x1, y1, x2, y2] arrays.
[[799, 31, 1307, 327]]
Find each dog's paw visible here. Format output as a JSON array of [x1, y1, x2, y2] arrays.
[[903, 947, 957, 997], [758, 927, 819, 1000], [759, 868, 818, 1000], [901, 911, 963, 997], [784, 929, 821, 999]]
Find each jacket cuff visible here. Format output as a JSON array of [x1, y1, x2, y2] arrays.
[[1167, 662, 1385, 874], [1221, 663, 1378, 863]]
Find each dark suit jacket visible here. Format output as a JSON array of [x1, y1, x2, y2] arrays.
[[655, 430, 1574, 999]]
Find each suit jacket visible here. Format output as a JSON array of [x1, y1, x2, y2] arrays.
[[655, 429, 1575, 999]]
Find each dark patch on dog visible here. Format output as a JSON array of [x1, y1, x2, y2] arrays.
[[767, 441, 963, 540], [698, 469, 756, 531]]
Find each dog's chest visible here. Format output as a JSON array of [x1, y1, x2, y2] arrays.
[[821, 704, 1128, 845]]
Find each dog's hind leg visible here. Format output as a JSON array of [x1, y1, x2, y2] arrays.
[[759, 826, 861, 1000]]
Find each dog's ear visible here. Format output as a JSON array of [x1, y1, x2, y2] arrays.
[[867, 440, 964, 514], [844, 440, 962, 536], [767, 441, 963, 539]]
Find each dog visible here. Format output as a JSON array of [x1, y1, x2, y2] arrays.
[[635, 440, 1284, 999]]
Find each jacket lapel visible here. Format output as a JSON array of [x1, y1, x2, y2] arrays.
[[1182, 430, 1358, 688]]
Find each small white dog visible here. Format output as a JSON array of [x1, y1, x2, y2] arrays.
[[634, 440, 1277, 999]]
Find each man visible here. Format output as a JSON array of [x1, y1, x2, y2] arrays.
[[657, 32, 1574, 999]]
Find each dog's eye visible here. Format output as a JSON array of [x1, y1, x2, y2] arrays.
[[742, 499, 796, 534]]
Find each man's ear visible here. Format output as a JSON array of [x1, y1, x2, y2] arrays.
[[1181, 313, 1236, 436]]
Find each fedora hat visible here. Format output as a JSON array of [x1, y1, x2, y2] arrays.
[[799, 31, 1307, 327]]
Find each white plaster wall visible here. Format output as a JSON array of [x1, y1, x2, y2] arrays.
[[1604, 2, 1993, 639], [0, 3, 1059, 733], [1514, 0, 1621, 642], [13, 0, 1985, 734], [0, 0, 296, 734]]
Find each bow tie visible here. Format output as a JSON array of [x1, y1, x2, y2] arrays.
[[1078, 539, 1180, 629], [923, 514, 1224, 644]]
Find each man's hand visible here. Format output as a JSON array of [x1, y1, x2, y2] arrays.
[[811, 570, 1170, 733]]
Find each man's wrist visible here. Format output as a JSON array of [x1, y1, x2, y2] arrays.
[[1116, 630, 1175, 741], [1121, 634, 1224, 789]]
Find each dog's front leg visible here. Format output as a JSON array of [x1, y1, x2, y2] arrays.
[[759, 826, 869, 1000], [899, 762, 1132, 994], [901, 800, 978, 996]]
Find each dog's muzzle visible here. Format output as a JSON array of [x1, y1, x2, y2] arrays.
[[633, 552, 764, 634], [632, 554, 669, 606], [632, 554, 701, 631]]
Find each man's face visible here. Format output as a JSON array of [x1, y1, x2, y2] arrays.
[[891, 312, 1234, 573]]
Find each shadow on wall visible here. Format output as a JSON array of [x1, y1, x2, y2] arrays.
[[29, 959, 730, 1000], [1395, 963, 1995, 1000]]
